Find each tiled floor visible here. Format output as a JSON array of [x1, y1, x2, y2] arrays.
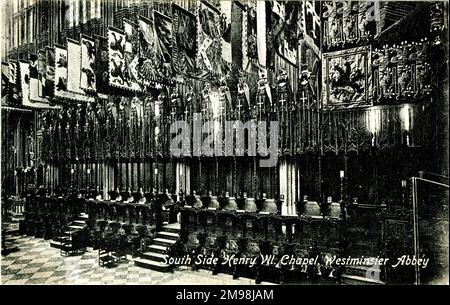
[[1, 235, 267, 285]]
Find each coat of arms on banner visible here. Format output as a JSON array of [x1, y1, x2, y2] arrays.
[[220, 0, 232, 64], [8, 61, 19, 104], [172, 4, 197, 76], [37, 50, 47, 98], [54, 45, 68, 98], [45, 47, 55, 98], [67, 39, 84, 95], [108, 27, 129, 89], [94, 35, 109, 93], [29, 53, 42, 102], [267, 1, 284, 69], [137, 15, 166, 85], [123, 19, 144, 92], [153, 11, 173, 81], [246, 0, 258, 63], [197, 1, 222, 74], [19, 61, 30, 105], [81, 35, 96, 92], [1, 62, 8, 104], [322, 46, 372, 108], [282, 1, 300, 65]]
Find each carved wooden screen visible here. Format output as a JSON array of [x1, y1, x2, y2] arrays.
[[322, 46, 372, 109]]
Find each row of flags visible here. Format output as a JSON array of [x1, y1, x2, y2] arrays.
[[2, 1, 324, 107], [2, 50, 61, 109]]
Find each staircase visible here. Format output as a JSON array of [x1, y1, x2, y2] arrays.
[[134, 223, 180, 272], [50, 212, 88, 254]]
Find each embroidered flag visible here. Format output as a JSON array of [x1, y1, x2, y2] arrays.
[[301, 0, 321, 56], [19, 61, 31, 106], [45, 47, 55, 98], [256, 0, 267, 67], [67, 38, 83, 94], [80, 35, 97, 92], [266, 1, 300, 67], [38, 50, 47, 97], [231, 1, 245, 70], [9, 61, 17, 84], [153, 10, 173, 79], [220, 1, 232, 64], [29, 54, 45, 102], [54, 44, 68, 98], [244, 0, 258, 68], [281, 1, 299, 65], [137, 15, 161, 85], [108, 26, 128, 89], [123, 19, 143, 91], [8, 61, 20, 104], [1, 62, 8, 104], [94, 35, 109, 93], [197, 1, 222, 74], [172, 4, 197, 76]]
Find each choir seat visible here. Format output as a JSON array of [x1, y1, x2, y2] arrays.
[[325, 202, 342, 219], [302, 201, 322, 218], [222, 192, 238, 210]]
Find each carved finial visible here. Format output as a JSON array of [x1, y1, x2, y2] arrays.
[[299, 64, 311, 87], [276, 68, 289, 90], [158, 92, 166, 101], [170, 89, 180, 107]]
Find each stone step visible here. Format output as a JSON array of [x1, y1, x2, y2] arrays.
[[147, 244, 168, 254], [50, 240, 74, 251], [50, 240, 63, 249], [3, 228, 20, 236], [10, 214, 24, 222], [52, 235, 63, 242], [134, 257, 172, 272], [157, 231, 179, 240], [341, 274, 384, 285], [160, 224, 181, 234], [152, 238, 177, 247], [9, 212, 24, 217], [1, 244, 19, 255], [73, 220, 86, 225], [68, 225, 85, 230], [1, 236, 16, 243], [159, 227, 181, 234], [99, 252, 121, 265], [140, 251, 168, 263]]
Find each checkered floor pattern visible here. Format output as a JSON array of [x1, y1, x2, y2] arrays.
[[1, 235, 266, 285]]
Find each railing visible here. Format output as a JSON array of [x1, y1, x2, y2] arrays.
[[1, 197, 26, 218]]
